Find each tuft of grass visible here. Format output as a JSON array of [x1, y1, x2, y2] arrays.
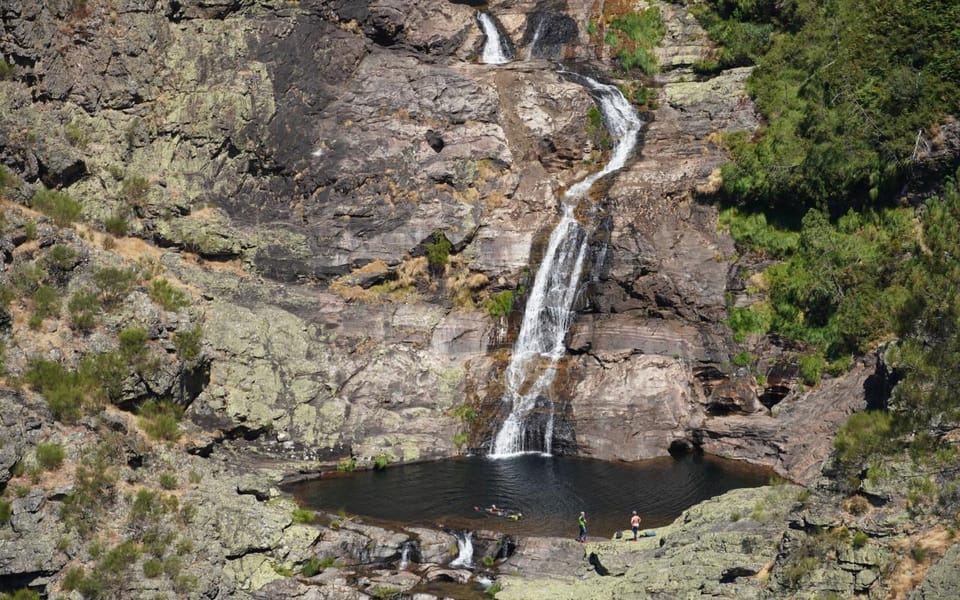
[[149, 278, 189, 312], [292, 508, 317, 524]]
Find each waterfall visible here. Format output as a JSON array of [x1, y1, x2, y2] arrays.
[[490, 75, 643, 457], [449, 531, 474, 569], [478, 12, 513, 65], [398, 540, 416, 570], [525, 16, 545, 60]]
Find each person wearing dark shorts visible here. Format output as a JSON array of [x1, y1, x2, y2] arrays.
[[630, 510, 641, 541], [578, 511, 587, 542]]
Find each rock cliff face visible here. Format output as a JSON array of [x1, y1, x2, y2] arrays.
[[0, 0, 874, 478], [0, 0, 903, 596]]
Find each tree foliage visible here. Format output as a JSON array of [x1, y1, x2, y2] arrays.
[[698, 0, 960, 213]]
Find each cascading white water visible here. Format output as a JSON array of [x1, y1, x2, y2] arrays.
[[449, 531, 474, 569], [478, 12, 512, 65], [525, 17, 545, 60], [490, 75, 643, 457], [399, 541, 414, 570]]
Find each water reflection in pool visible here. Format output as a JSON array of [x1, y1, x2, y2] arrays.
[[283, 453, 772, 538]]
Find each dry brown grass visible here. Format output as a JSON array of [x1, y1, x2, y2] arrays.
[[885, 527, 954, 600]]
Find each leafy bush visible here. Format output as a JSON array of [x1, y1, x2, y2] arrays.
[[373, 454, 390, 470], [23, 359, 86, 423], [149, 278, 189, 312], [485, 290, 514, 318], [68, 288, 100, 332], [606, 7, 665, 76], [93, 266, 138, 306], [834, 411, 894, 469], [425, 231, 452, 274], [336, 457, 356, 472], [78, 351, 126, 403], [31, 188, 82, 227], [174, 325, 203, 364], [0, 58, 15, 80], [35, 442, 66, 470], [45, 244, 78, 270], [138, 399, 183, 442], [119, 327, 158, 375], [0, 499, 10, 524], [799, 353, 825, 386]]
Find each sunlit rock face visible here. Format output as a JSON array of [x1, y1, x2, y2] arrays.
[[0, 0, 863, 480]]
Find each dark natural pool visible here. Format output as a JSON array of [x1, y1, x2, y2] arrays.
[[284, 453, 772, 539]]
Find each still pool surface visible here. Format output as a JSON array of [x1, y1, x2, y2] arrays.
[[284, 453, 772, 538]]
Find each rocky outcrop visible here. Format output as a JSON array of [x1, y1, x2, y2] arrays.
[[496, 484, 802, 600]]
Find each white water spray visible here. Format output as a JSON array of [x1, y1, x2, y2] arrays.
[[490, 75, 643, 458], [525, 17, 545, 60], [449, 531, 474, 569], [478, 12, 512, 65]]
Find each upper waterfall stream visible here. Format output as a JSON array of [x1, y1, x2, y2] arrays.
[[490, 73, 644, 457], [478, 12, 513, 65]]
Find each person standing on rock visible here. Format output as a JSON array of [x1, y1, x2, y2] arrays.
[[577, 511, 587, 542], [630, 510, 641, 541]]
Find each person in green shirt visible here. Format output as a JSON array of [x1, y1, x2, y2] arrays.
[[577, 511, 587, 542]]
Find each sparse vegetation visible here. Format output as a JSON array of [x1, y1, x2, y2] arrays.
[[35, 442, 66, 471], [31, 188, 82, 227], [138, 399, 183, 442], [425, 231, 452, 276], [292, 508, 317, 524], [93, 266, 138, 306], [68, 288, 100, 332], [149, 278, 189, 312], [485, 290, 514, 318]]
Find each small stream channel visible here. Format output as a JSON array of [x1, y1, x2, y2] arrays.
[[284, 453, 772, 539]]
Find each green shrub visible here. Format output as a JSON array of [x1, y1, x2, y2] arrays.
[[119, 327, 158, 375], [93, 266, 138, 306], [174, 325, 203, 364], [607, 7, 665, 76], [31, 188, 82, 227], [292, 508, 317, 524], [78, 351, 126, 403], [485, 290, 514, 318], [24, 359, 86, 423], [62, 566, 85, 591], [425, 231, 452, 273], [45, 244, 78, 270], [149, 278, 189, 312], [799, 353, 826, 386], [834, 411, 894, 468], [0, 498, 10, 524], [29, 285, 60, 330], [142, 558, 163, 578], [35, 442, 66, 471], [373, 453, 390, 470], [727, 303, 772, 343], [138, 399, 183, 442], [453, 432, 468, 449], [104, 213, 129, 237], [301, 557, 324, 577], [336, 457, 356, 472], [10, 262, 46, 295], [68, 288, 100, 332], [732, 351, 752, 367], [486, 581, 502, 596]]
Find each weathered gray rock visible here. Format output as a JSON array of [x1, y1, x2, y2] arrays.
[[910, 543, 960, 600]]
